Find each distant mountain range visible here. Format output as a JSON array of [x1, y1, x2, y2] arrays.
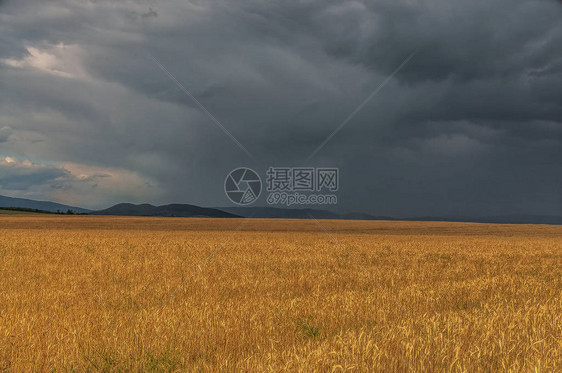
[[93, 203, 239, 218], [218, 206, 392, 220], [220, 206, 562, 225], [0, 194, 90, 214], [1, 194, 561, 225]]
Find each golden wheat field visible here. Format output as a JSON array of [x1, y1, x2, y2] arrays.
[[0, 216, 560, 372]]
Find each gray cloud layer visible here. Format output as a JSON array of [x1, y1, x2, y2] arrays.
[[0, 0, 561, 216]]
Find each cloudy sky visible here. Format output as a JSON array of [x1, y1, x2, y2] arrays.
[[0, 0, 561, 217]]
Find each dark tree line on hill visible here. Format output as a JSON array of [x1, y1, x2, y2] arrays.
[[0, 207, 87, 215]]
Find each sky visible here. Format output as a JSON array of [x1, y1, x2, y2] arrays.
[[0, 0, 561, 217]]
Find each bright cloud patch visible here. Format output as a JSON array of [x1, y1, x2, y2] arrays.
[[0, 157, 157, 209], [57, 162, 158, 206], [2, 44, 88, 79]]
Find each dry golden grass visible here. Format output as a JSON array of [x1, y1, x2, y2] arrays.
[[0, 216, 560, 372]]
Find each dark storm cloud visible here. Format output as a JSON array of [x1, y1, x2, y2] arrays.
[[315, 0, 562, 82], [141, 8, 157, 20], [0, 0, 560, 215], [0, 127, 13, 143], [0, 158, 69, 190]]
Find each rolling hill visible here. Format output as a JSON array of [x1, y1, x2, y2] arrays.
[[0, 194, 90, 214], [93, 203, 240, 218], [219, 206, 562, 225]]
